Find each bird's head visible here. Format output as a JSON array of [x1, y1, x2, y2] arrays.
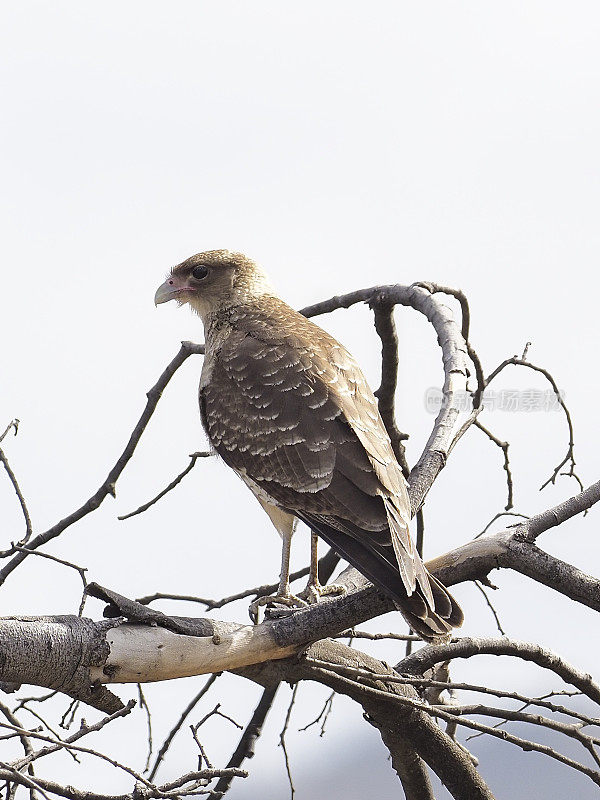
[[154, 250, 273, 322]]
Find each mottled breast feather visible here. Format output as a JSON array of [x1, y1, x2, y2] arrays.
[[199, 294, 438, 610]]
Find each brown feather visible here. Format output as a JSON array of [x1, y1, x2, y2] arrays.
[[197, 290, 463, 640]]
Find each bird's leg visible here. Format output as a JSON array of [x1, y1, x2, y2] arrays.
[[297, 532, 346, 604], [275, 525, 293, 596], [249, 507, 308, 623]]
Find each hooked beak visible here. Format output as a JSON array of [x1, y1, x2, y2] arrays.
[[154, 277, 192, 306]]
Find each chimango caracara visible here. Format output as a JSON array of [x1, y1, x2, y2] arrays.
[[155, 250, 463, 641]]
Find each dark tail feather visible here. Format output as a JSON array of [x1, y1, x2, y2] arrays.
[[296, 513, 463, 642]]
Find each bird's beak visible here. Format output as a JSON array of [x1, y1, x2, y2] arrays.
[[154, 277, 193, 306]]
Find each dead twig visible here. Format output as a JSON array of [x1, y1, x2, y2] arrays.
[[0, 342, 205, 585], [485, 355, 582, 493], [474, 582, 506, 636], [118, 452, 213, 520], [279, 685, 298, 800], [0, 420, 33, 547], [473, 420, 514, 511], [149, 675, 218, 781]]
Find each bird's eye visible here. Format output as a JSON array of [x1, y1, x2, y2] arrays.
[[191, 265, 209, 280]]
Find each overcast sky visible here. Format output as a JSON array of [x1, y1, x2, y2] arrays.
[[1, 3, 599, 797]]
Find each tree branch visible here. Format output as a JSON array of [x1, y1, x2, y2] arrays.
[[0, 342, 205, 585]]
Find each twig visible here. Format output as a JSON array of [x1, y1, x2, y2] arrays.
[[434, 702, 600, 761], [298, 691, 335, 736], [473, 421, 513, 511], [0, 767, 247, 800], [474, 582, 506, 635], [4, 718, 148, 788], [137, 549, 339, 611], [137, 685, 153, 773], [0, 701, 33, 761], [213, 685, 279, 796], [485, 356, 582, 493], [306, 661, 600, 787], [0, 423, 33, 546], [10, 547, 87, 597], [474, 511, 528, 540], [370, 300, 409, 474], [0, 342, 205, 585], [397, 677, 596, 727], [118, 452, 213, 520], [191, 703, 244, 772], [397, 638, 600, 705], [190, 724, 213, 770], [17, 708, 75, 762], [279, 686, 298, 800], [149, 675, 218, 781], [334, 629, 419, 642], [12, 694, 58, 714], [0, 762, 49, 800], [0, 421, 20, 444], [13, 701, 136, 770], [0, 700, 37, 800], [202, 706, 243, 731], [59, 700, 79, 731]]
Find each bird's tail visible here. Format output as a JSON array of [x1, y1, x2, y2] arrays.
[[297, 513, 463, 643]]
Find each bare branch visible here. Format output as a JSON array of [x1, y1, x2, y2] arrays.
[[485, 355, 582, 492], [0, 767, 247, 800], [397, 637, 600, 705], [525, 479, 600, 541], [149, 674, 218, 781], [0, 424, 33, 546], [279, 685, 298, 800], [136, 547, 339, 612], [269, 640, 494, 800], [370, 300, 409, 474], [0, 342, 205, 586], [297, 690, 335, 736], [474, 582, 506, 635], [213, 685, 278, 796], [2, 718, 152, 788], [300, 284, 471, 515], [0, 420, 20, 444], [334, 629, 419, 642], [411, 282, 486, 409], [306, 659, 600, 788], [118, 452, 213, 521], [396, 676, 597, 727], [474, 511, 528, 540], [13, 701, 136, 770], [473, 420, 514, 511], [137, 685, 153, 773]]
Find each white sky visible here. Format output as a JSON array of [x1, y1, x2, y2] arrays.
[[1, 3, 599, 797]]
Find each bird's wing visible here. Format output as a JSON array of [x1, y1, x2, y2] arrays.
[[199, 300, 432, 606]]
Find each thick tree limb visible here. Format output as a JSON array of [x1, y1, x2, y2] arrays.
[[239, 640, 494, 800], [526, 479, 600, 541], [1, 480, 599, 701]]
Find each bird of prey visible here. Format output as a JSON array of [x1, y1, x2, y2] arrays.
[[155, 250, 463, 641]]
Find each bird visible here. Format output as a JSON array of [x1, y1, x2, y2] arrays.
[[155, 250, 463, 641]]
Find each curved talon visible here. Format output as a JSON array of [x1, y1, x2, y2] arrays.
[[249, 593, 308, 624]]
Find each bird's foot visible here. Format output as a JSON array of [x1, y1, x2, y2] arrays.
[[249, 592, 308, 624], [297, 580, 347, 605]]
